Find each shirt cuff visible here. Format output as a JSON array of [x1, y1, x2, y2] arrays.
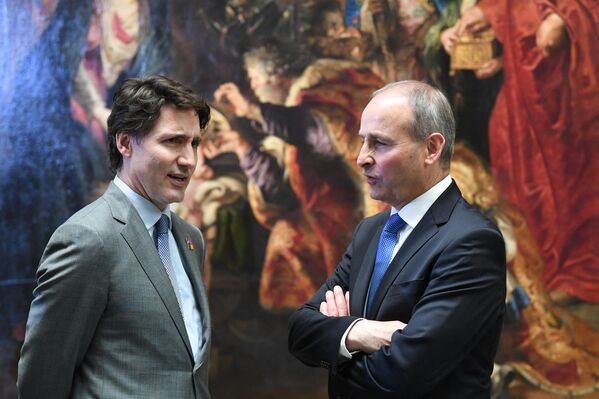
[[339, 318, 364, 360]]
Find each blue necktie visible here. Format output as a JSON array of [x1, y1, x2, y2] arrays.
[[154, 215, 183, 314], [367, 213, 406, 314]]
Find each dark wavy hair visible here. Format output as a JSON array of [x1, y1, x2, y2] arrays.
[[106, 75, 211, 173]]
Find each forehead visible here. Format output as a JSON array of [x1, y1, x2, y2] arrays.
[[148, 105, 200, 136], [246, 62, 272, 82], [360, 92, 413, 136]]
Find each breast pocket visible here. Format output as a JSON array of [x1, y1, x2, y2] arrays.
[[378, 279, 427, 320], [387, 278, 427, 297]]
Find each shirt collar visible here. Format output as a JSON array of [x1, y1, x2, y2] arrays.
[[391, 175, 453, 229], [113, 175, 171, 231]]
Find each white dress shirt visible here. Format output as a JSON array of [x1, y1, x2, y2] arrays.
[[114, 176, 203, 362], [339, 175, 453, 358]]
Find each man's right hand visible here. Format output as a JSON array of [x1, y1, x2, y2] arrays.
[[214, 83, 262, 122], [202, 129, 251, 160], [320, 285, 406, 354], [346, 319, 406, 354]]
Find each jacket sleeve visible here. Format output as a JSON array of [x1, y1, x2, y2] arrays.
[[17, 222, 109, 399], [287, 220, 365, 372]]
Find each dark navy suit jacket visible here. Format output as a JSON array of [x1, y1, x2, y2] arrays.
[[288, 182, 506, 398]]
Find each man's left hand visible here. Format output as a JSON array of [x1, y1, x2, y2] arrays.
[[320, 285, 350, 317]]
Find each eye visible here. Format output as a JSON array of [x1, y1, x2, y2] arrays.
[[191, 138, 201, 148]]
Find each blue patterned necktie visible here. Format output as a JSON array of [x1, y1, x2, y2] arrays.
[[366, 213, 407, 314], [154, 214, 183, 314]]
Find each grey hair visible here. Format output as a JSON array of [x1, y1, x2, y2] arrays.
[[373, 81, 455, 167]]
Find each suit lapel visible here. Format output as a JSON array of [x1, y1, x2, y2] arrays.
[[352, 217, 386, 317], [365, 182, 462, 319], [104, 183, 194, 358], [366, 212, 438, 319], [171, 215, 211, 362]]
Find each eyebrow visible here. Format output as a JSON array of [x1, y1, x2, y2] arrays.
[[157, 130, 187, 138], [359, 131, 388, 141]]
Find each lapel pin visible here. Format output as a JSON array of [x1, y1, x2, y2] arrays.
[[186, 237, 195, 251]]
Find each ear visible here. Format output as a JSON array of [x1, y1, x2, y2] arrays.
[[116, 132, 133, 159], [424, 132, 445, 166]]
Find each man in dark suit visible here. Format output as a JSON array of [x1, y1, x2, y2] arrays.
[[288, 80, 506, 398], [18, 75, 212, 398]]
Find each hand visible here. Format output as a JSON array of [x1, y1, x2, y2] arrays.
[[536, 12, 568, 58], [192, 149, 214, 180], [456, 6, 490, 36], [201, 129, 251, 160], [214, 83, 261, 120], [474, 57, 503, 79], [440, 25, 459, 54], [346, 319, 406, 354], [319, 285, 350, 317]]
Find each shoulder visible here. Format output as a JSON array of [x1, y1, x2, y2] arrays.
[[451, 198, 502, 237], [48, 190, 133, 253], [61, 195, 120, 236], [437, 198, 506, 270], [352, 211, 388, 239], [47, 202, 109, 256]]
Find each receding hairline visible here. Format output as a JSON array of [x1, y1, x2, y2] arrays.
[[365, 82, 418, 133], [370, 80, 456, 168], [372, 80, 434, 99]]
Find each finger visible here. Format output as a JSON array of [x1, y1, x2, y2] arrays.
[[218, 129, 241, 140], [213, 84, 236, 103], [325, 290, 337, 316], [333, 286, 347, 316], [474, 69, 487, 79], [320, 301, 328, 316], [455, 21, 467, 37], [213, 86, 227, 102], [345, 291, 350, 313]]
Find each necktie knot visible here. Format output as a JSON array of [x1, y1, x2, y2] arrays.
[[384, 213, 406, 235]]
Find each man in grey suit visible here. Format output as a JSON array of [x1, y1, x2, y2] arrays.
[[18, 75, 212, 398]]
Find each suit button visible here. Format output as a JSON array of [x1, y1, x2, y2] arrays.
[[320, 360, 330, 369]]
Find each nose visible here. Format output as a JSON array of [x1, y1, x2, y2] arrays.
[[179, 143, 197, 169], [356, 142, 373, 168], [249, 77, 261, 92]]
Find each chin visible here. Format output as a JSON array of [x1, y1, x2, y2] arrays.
[[368, 189, 382, 202], [169, 194, 186, 204]]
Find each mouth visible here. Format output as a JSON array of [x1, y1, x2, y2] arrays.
[[167, 173, 189, 186], [364, 175, 377, 185]]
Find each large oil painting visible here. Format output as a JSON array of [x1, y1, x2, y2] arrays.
[[1, 0, 598, 398]]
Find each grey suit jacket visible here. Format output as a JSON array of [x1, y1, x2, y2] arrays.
[[18, 183, 211, 398]]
